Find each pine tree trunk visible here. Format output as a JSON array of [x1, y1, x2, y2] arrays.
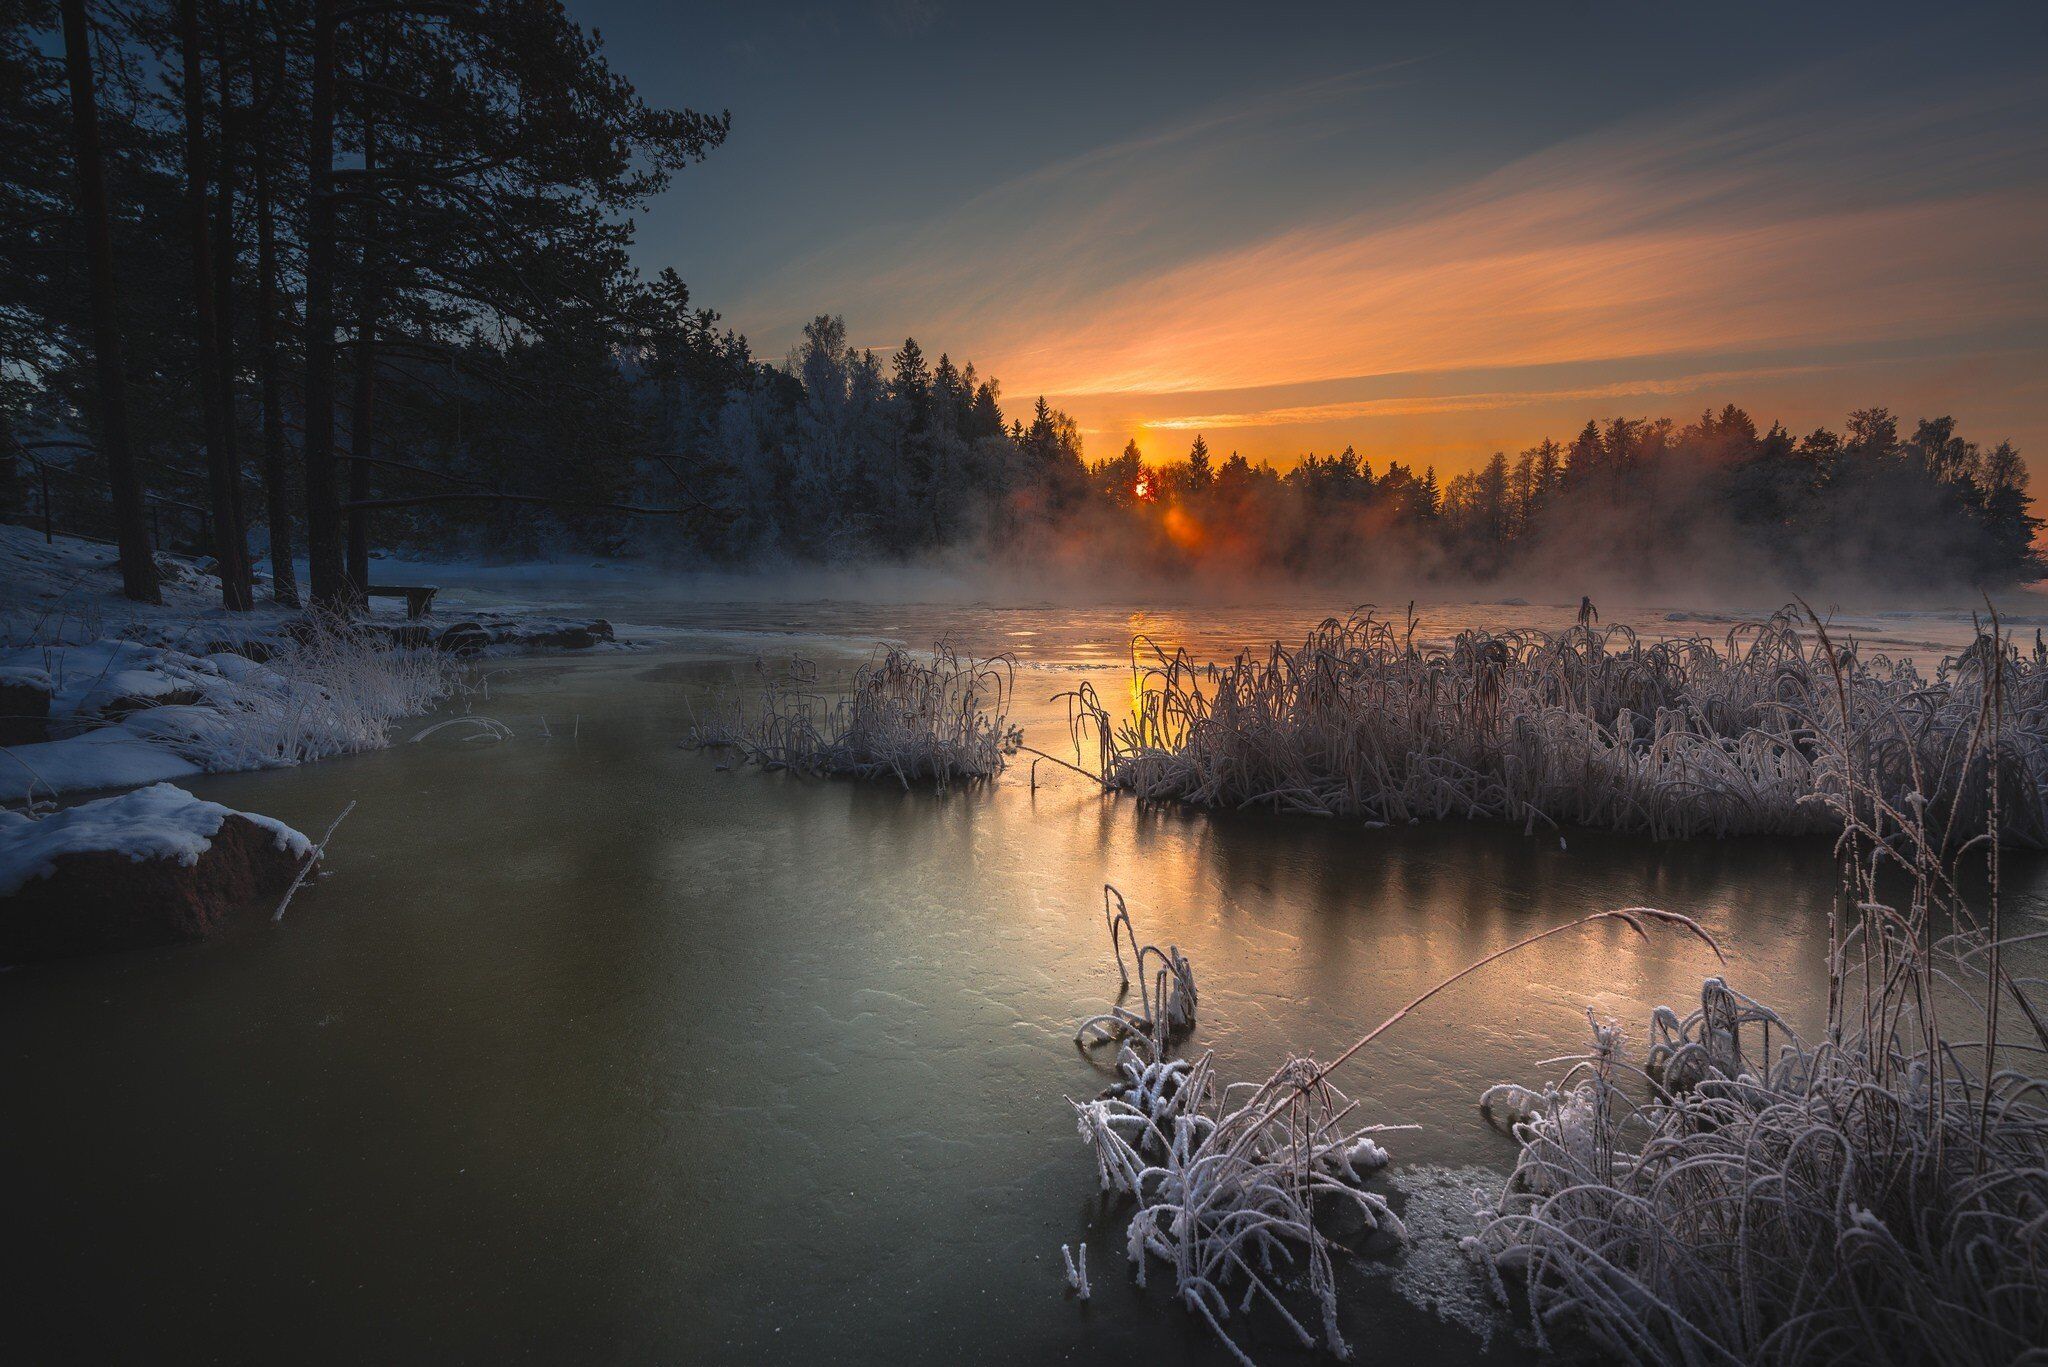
[[58, 0, 159, 604], [0, 414, 17, 521], [251, 75, 299, 606], [211, 10, 251, 580], [302, 0, 344, 605], [345, 117, 378, 595], [178, 0, 253, 610], [345, 320, 376, 593]]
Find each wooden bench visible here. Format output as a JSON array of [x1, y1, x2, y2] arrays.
[[366, 585, 438, 619]]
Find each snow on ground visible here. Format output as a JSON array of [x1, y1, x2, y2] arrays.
[[0, 723, 205, 802], [0, 526, 646, 650], [0, 523, 305, 647], [0, 782, 310, 897], [0, 633, 453, 804], [0, 527, 632, 807]]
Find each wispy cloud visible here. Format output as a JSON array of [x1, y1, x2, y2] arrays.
[[729, 61, 2048, 464], [1137, 365, 1841, 430], [729, 62, 1418, 345], [987, 85, 2048, 400]]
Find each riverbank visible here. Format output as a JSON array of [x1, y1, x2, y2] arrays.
[[0, 525, 639, 959]]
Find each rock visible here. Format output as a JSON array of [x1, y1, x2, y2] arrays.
[[0, 667, 53, 746], [0, 784, 312, 963], [434, 617, 613, 653], [526, 624, 600, 650], [88, 687, 205, 721], [436, 622, 492, 656]]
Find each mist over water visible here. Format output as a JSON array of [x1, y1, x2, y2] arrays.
[[376, 550, 2048, 664]]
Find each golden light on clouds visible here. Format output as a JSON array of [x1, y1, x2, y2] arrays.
[[1134, 366, 1841, 432], [737, 75, 2048, 475], [1006, 195, 2039, 400]]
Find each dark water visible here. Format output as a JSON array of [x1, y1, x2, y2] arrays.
[[6, 605, 2045, 1365]]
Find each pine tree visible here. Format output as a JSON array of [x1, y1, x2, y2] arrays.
[[969, 382, 1003, 440], [1563, 419, 1603, 487], [175, 0, 253, 608], [930, 352, 965, 434], [58, 0, 159, 602], [891, 338, 930, 427], [1979, 440, 2041, 578]]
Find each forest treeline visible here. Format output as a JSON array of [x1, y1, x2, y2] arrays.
[[1080, 405, 2042, 590], [2, 0, 2039, 605], [1, 0, 726, 607]]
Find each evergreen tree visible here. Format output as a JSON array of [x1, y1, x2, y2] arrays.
[[891, 338, 930, 428], [57, 0, 158, 601]]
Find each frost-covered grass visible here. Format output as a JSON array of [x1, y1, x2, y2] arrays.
[[686, 643, 1022, 790], [1, 608, 459, 805], [1465, 658, 2048, 1364], [176, 607, 461, 772], [1073, 886, 1198, 1049], [1066, 603, 2048, 846], [1067, 891, 1402, 1365], [1064, 887, 1716, 1365], [1061, 633, 2047, 1363]]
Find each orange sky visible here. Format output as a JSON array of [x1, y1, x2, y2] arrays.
[[712, 41, 2048, 481], [978, 101, 2048, 475]]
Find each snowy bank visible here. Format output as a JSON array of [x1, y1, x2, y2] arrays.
[[0, 784, 311, 961], [0, 627, 455, 805], [2, 527, 635, 805]]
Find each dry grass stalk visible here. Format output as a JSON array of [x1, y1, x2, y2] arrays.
[[1066, 889, 1719, 1365], [687, 643, 1022, 790], [1065, 604, 2048, 845], [158, 605, 459, 772], [1466, 613, 2048, 1364]]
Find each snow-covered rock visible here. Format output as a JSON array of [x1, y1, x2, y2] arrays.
[[0, 639, 227, 727], [0, 641, 276, 802], [434, 615, 618, 655], [0, 783, 312, 961]]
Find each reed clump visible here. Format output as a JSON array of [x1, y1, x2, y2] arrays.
[[1465, 625, 2048, 1364], [687, 643, 1022, 790], [1066, 604, 2048, 845], [1068, 887, 1403, 1365], [1065, 888, 1719, 1365], [189, 605, 462, 770]]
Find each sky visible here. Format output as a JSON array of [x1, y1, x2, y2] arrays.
[[581, 0, 2048, 477]]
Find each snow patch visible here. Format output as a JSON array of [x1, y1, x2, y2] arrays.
[[0, 724, 204, 800], [1361, 1164, 1509, 1347]]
